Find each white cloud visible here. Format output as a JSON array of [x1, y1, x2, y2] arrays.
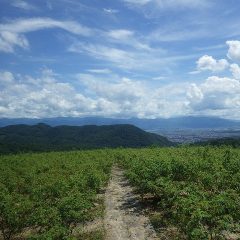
[[0, 69, 191, 118], [0, 31, 29, 53], [186, 40, 240, 118], [187, 84, 203, 103], [148, 19, 240, 43], [0, 18, 92, 35], [11, 0, 37, 10], [68, 42, 171, 72], [196, 55, 229, 72], [106, 29, 151, 50], [226, 40, 240, 61], [103, 8, 119, 14], [79, 76, 146, 101], [230, 63, 240, 79], [0, 71, 15, 83], [76, 73, 189, 118], [69, 43, 135, 68], [1, 66, 240, 119], [108, 29, 134, 40], [2, 36, 240, 119], [152, 76, 167, 80], [202, 76, 240, 94], [187, 76, 240, 116], [0, 18, 92, 52], [124, 0, 151, 5], [87, 69, 112, 74], [0, 70, 97, 118]]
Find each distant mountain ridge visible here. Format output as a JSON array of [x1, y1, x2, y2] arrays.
[[0, 116, 240, 129], [0, 124, 172, 154]]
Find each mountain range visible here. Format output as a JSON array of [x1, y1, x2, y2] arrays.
[[0, 116, 240, 130]]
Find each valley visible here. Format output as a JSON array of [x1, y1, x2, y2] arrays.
[[150, 128, 240, 143]]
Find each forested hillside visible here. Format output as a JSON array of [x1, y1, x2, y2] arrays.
[[0, 123, 172, 154]]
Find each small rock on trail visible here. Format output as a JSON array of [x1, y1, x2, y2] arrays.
[[104, 166, 158, 240]]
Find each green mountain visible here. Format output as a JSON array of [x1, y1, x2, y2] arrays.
[[0, 123, 173, 154]]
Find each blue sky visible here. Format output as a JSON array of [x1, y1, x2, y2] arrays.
[[0, 0, 240, 119]]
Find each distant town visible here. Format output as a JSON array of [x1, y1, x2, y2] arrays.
[[151, 128, 240, 143]]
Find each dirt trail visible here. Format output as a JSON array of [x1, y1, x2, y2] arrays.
[[104, 166, 158, 240]]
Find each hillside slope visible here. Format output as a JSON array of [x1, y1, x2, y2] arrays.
[[0, 124, 172, 154]]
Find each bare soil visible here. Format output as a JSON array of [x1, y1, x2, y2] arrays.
[[104, 166, 159, 240]]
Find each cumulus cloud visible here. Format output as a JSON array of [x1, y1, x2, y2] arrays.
[[230, 63, 240, 79], [0, 70, 190, 118], [187, 84, 203, 103], [196, 55, 229, 72], [79, 76, 146, 102], [0, 70, 96, 118], [0, 18, 92, 52], [76, 73, 189, 118], [226, 40, 240, 61], [1, 66, 240, 119], [187, 76, 240, 117], [186, 40, 240, 118]]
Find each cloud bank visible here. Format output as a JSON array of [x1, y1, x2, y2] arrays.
[[1, 38, 240, 120], [0, 69, 188, 118]]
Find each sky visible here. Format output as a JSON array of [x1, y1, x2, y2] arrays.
[[0, 0, 240, 119]]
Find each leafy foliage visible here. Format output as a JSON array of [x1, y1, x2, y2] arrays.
[[0, 146, 239, 239], [193, 137, 240, 148], [0, 150, 113, 239], [118, 146, 240, 239]]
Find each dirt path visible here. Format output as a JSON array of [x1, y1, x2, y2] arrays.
[[104, 166, 158, 240]]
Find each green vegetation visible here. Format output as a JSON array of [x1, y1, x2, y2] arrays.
[[194, 137, 240, 148], [0, 146, 239, 239], [0, 150, 113, 240], [0, 124, 172, 154], [118, 147, 240, 239]]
